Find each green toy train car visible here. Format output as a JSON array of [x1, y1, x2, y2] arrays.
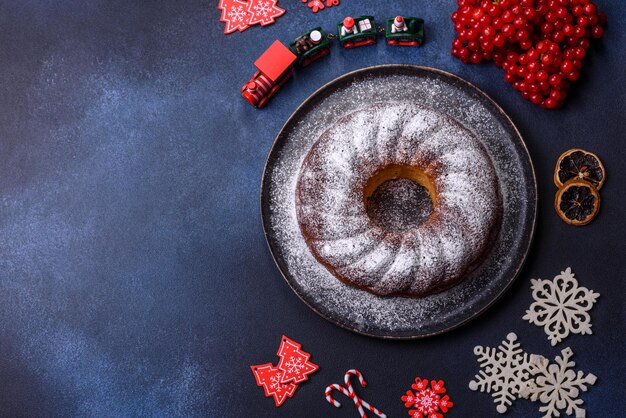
[[337, 16, 377, 49], [385, 16, 424, 47], [289, 27, 331, 67]]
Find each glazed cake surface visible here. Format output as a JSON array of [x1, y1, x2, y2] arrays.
[[295, 103, 502, 297]]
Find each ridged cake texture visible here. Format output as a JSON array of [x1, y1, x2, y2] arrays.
[[296, 104, 501, 297]]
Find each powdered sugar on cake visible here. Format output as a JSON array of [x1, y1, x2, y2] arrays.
[[295, 104, 502, 297]]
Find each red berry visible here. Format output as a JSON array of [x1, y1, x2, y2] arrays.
[[541, 22, 554, 34], [549, 42, 561, 54], [483, 26, 496, 38], [591, 25, 604, 38], [567, 70, 580, 81], [524, 8, 537, 22], [572, 5, 584, 17], [494, 34, 507, 47], [519, 40, 533, 50], [529, 49, 541, 61], [542, 53, 555, 65], [560, 60, 574, 74], [583, 3, 597, 16], [514, 16, 527, 29], [519, 54, 530, 65], [536, 70, 549, 82], [574, 26, 587, 38], [529, 61, 541, 73], [544, 97, 557, 109], [556, 7, 568, 19], [502, 24, 515, 37], [470, 52, 483, 63], [536, 41, 549, 53], [552, 31, 565, 43], [549, 74, 563, 85], [518, 65, 528, 77], [517, 29, 530, 42], [573, 47, 586, 59], [577, 16, 589, 27], [505, 72, 517, 83]]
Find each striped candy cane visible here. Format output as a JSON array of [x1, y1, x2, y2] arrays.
[[325, 383, 352, 407], [324, 370, 387, 418]]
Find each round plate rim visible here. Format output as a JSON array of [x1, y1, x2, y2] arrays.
[[260, 64, 537, 339]]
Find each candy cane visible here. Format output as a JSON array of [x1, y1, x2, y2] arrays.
[[345, 369, 367, 388], [324, 369, 387, 418], [344, 370, 386, 418], [325, 383, 352, 407]]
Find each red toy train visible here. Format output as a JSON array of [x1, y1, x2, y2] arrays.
[[241, 16, 425, 108], [241, 40, 297, 108]]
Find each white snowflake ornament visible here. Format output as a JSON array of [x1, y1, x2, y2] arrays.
[[523, 267, 599, 346], [227, 5, 247, 22], [520, 347, 597, 418], [469, 332, 533, 414], [284, 356, 305, 375]]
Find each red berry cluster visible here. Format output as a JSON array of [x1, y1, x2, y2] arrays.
[[451, 0, 606, 108]]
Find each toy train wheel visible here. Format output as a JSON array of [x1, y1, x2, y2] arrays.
[[300, 48, 330, 67], [353, 38, 376, 48], [256, 93, 271, 108]]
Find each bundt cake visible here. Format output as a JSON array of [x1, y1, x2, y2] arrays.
[[295, 103, 502, 297]]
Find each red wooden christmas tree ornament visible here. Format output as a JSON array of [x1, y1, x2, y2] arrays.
[[218, 0, 251, 34], [246, 0, 286, 27], [277, 335, 319, 384], [251, 363, 298, 407]]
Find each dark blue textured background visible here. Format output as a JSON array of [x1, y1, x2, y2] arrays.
[[0, 1, 624, 417]]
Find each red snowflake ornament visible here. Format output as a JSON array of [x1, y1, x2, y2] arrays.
[[302, 0, 339, 13], [401, 377, 454, 418], [246, 0, 285, 26], [251, 363, 298, 407], [277, 335, 319, 384], [218, 0, 251, 34]]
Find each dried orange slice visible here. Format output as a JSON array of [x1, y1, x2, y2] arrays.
[[554, 179, 600, 226], [554, 148, 605, 190]]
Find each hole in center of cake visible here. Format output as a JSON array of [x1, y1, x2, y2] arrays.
[[364, 165, 435, 233]]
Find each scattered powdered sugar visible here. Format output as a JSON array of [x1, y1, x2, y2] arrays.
[[263, 68, 536, 337]]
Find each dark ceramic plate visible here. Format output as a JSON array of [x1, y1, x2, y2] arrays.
[[261, 65, 536, 339]]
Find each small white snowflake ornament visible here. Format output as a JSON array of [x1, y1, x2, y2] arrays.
[[523, 267, 599, 346], [520, 347, 597, 418], [469, 332, 532, 414]]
